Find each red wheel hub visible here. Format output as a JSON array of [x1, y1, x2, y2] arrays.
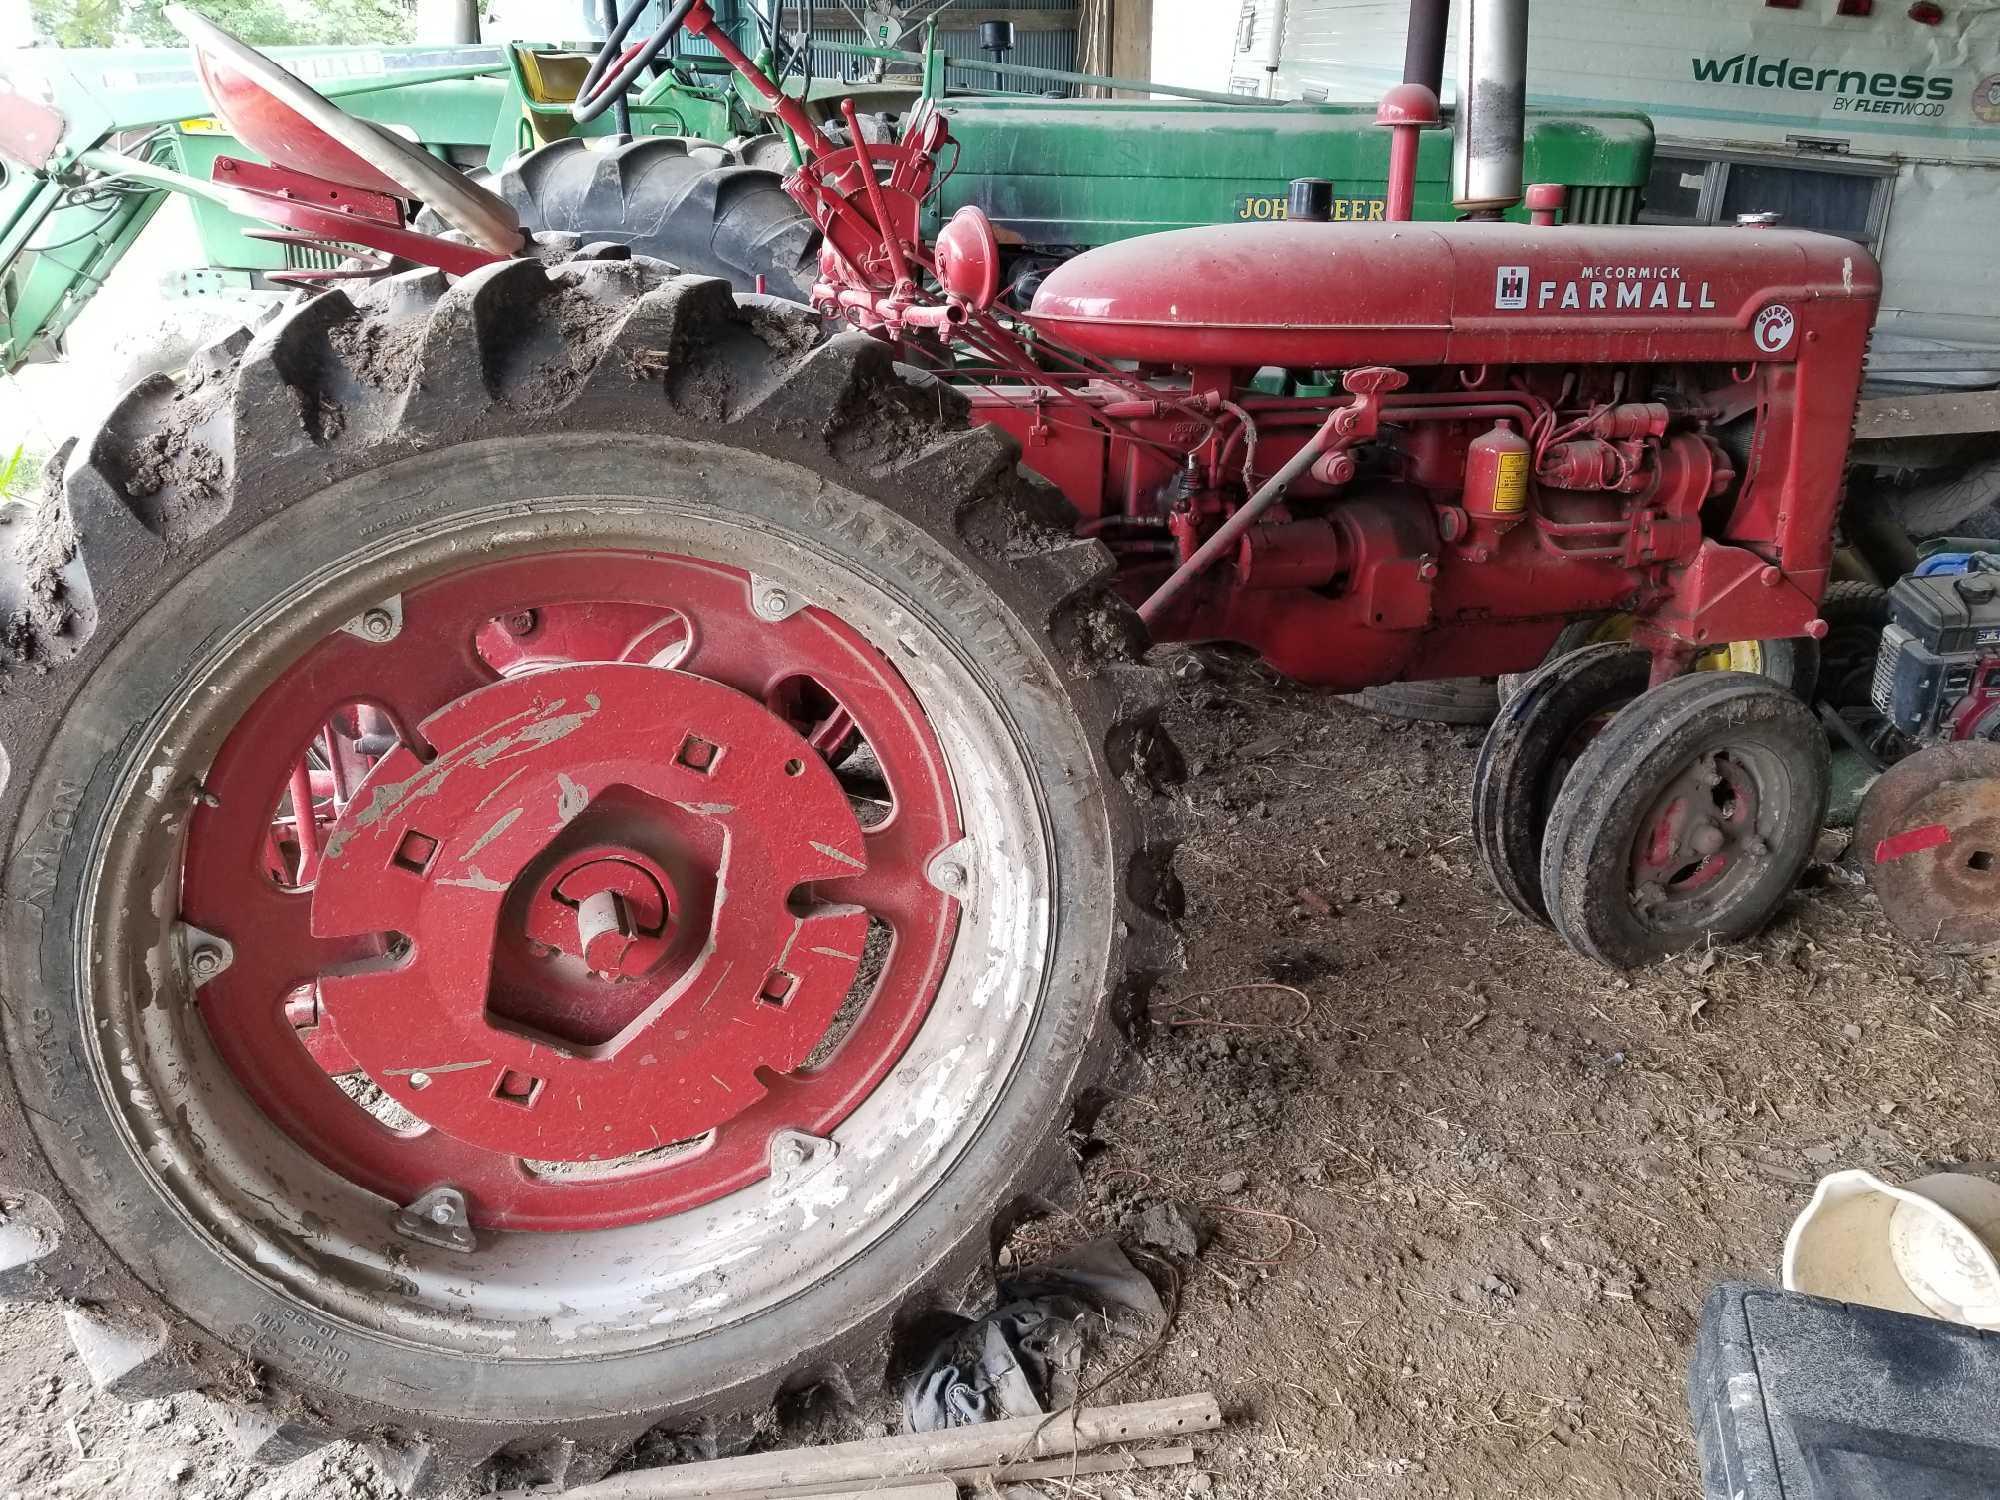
[[312, 660, 872, 1160], [180, 552, 962, 1230], [526, 851, 676, 980], [1632, 750, 1763, 906]]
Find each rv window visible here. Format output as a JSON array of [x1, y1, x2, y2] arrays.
[[1640, 152, 1890, 247], [1643, 155, 1709, 222], [1720, 163, 1878, 241]]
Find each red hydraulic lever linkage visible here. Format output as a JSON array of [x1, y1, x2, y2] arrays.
[[680, 2, 1229, 472]]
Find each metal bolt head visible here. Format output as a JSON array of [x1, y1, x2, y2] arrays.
[[501, 610, 537, 637], [758, 588, 792, 619], [360, 608, 395, 640], [934, 862, 968, 891], [429, 1201, 455, 1225], [409, 1070, 432, 1090], [773, 1138, 807, 1171], [188, 945, 223, 980]]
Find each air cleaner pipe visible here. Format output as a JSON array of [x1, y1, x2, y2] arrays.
[[1376, 84, 1442, 223], [1138, 411, 1345, 627]]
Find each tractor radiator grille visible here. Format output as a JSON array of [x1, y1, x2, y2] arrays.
[[283, 242, 350, 271], [1564, 185, 1641, 226]]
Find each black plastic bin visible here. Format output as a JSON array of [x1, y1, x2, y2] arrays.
[[1689, 1282, 2000, 1499]]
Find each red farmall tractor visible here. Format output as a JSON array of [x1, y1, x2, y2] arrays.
[[0, 0, 1874, 1488]]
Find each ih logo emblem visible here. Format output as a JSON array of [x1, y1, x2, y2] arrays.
[[1495, 265, 1529, 310]]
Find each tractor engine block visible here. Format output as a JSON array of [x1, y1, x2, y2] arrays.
[[975, 366, 1742, 686]]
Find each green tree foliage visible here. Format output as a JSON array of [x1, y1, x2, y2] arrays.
[[29, 0, 413, 48], [0, 444, 45, 506]]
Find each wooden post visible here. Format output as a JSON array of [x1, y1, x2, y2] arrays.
[[1110, 0, 1154, 98]]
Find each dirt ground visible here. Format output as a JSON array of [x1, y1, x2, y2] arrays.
[[5, 653, 1996, 1499]]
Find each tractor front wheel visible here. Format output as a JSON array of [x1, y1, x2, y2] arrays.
[[1473, 643, 1651, 926], [0, 252, 1174, 1489], [1538, 672, 1828, 968]]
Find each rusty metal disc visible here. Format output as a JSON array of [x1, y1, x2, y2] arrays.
[[1856, 740, 2000, 956]]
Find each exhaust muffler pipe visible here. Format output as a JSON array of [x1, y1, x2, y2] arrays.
[[1452, 0, 1527, 216]]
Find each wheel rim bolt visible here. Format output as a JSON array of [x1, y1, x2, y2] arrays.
[[429, 1202, 455, 1225], [409, 1071, 432, 1090], [758, 588, 791, 618], [934, 862, 967, 891], [360, 608, 395, 640], [189, 945, 223, 981]]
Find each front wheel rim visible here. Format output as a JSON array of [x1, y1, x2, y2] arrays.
[[1628, 744, 1785, 927]]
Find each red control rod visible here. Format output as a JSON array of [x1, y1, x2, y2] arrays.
[[683, 2, 839, 158]]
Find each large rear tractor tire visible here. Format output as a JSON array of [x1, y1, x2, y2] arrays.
[[491, 135, 819, 303], [0, 250, 1178, 1491]]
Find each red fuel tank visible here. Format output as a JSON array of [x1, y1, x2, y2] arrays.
[[1023, 221, 1879, 370]]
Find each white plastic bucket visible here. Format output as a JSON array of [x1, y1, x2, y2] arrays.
[[1783, 1169, 2000, 1328]]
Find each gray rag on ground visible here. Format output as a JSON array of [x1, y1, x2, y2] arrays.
[[900, 1238, 1166, 1433]]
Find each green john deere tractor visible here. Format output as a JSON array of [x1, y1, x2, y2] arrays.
[[2, 9, 1653, 370]]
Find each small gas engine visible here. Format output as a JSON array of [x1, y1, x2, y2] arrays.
[[1871, 558, 2000, 743]]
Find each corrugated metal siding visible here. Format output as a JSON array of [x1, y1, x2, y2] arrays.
[[939, 27, 1080, 93], [950, 0, 1081, 94]]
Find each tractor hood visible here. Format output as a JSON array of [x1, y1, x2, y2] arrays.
[[1023, 220, 1880, 370]]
